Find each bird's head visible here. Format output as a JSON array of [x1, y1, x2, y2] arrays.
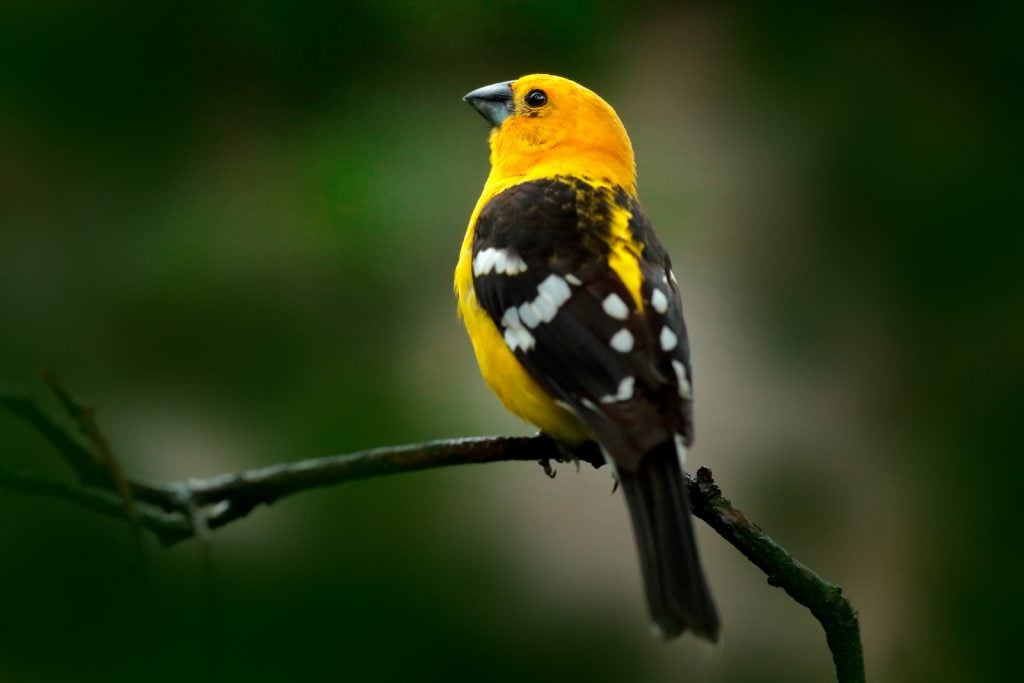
[[464, 74, 636, 194]]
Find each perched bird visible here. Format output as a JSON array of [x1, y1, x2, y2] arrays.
[[455, 74, 719, 641]]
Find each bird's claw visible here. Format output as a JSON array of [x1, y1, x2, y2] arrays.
[[538, 457, 557, 479]]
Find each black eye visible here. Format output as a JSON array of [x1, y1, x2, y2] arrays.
[[525, 89, 548, 107]]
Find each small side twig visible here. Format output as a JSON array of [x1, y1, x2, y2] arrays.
[[0, 391, 107, 485], [43, 372, 145, 556]]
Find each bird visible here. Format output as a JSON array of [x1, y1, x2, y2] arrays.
[[454, 74, 719, 641]]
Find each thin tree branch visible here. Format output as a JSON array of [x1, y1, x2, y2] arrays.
[[42, 372, 147, 557], [0, 465, 192, 543], [0, 390, 108, 485], [0, 392, 864, 683], [42, 373, 137, 510], [689, 469, 865, 683]]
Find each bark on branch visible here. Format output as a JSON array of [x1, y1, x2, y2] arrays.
[[0, 384, 864, 683]]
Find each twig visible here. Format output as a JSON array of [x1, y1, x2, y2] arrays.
[[43, 374, 134, 503], [0, 391, 107, 485], [0, 393, 864, 682], [42, 372, 146, 558], [0, 465, 192, 543]]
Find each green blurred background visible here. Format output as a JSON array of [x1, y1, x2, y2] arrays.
[[1, 2, 1019, 681]]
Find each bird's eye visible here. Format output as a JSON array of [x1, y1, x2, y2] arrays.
[[525, 89, 548, 107]]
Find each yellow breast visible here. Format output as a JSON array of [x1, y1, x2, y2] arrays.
[[454, 191, 592, 444]]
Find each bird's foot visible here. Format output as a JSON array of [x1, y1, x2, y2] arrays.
[[533, 432, 581, 477]]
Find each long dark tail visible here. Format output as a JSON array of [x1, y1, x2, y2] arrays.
[[618, 440, 719, 641]]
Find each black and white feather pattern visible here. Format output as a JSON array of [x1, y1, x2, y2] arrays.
[[471, 176, 694, 472]]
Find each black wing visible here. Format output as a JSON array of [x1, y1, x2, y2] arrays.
[[471, 177, 694, 471]]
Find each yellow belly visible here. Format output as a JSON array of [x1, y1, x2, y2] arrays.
[[455, 246, 592, 445]]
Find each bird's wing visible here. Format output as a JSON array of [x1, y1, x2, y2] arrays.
[[471, 177, 694, 470]]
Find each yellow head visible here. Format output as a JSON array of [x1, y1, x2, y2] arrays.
[[464, 74, 637, 194]]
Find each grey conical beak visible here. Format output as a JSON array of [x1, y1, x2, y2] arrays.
[[464, 81, 515, 127]]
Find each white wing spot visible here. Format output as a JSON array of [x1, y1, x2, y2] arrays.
[[660, 326, 678, 351], [564, 273, 583, 286], [671, 359, 692, 399], [602, 293, 629, 320], [503, 328, 517, 350], [473, 248, 498, 276], [505, 254, 527, 274], [531, 295, 558, 323], [473, 247, 527, 276], [600, 376, 635, 404], [518, 301, 541, 329], [650, 288, 668, 314], [499, 275, 572, 349], [501, 307, 519, 329], [537, 274, 572, 307], [514, 327, 535, 351], [581, 397, 598, 411], [609, 328, 634, 353], [501, 307, 535, 351]]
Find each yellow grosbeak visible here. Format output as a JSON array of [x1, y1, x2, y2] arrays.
[[455, 74, 718, 641]]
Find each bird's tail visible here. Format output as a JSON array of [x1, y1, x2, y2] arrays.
[[618, 439, 719, 641]]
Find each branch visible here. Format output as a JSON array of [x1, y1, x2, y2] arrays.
[[0, 389, 864, 683], [690, 469, 865, 682]]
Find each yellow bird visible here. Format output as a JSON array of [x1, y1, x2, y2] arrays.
[[455, 74, 718, 641]]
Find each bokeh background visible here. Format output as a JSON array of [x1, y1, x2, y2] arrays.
[[1, 3, 1019, 681]]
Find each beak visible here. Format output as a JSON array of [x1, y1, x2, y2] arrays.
[[464, 80, 515, 127]]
